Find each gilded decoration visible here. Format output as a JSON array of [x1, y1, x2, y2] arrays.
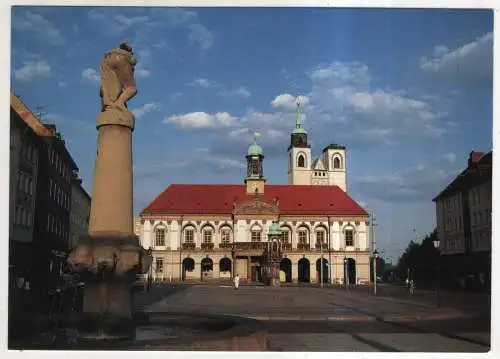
[[232, 197, 280, 215]]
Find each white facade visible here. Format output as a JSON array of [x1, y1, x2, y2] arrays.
[[137, 216, 370, 283], [288, 144, 347, 191]]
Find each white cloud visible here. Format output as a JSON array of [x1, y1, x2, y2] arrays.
[[420, 32, 493, 85], [165, 112, 238, 129], [310, 61, 371, 85], [88, 8, 149, 35], [354, 164, 459, 202], [271, 93, 309, 110], [188, 23, 214, 51], [308, 61, 448, 142], [14, 61, 51, 82], [190, 78, 212, 88], [12, 10, 65, 46], [441, 153, 456, 163], [135, 63, 151, 78], [82, 68, 100, 85], [221, 86, 251, 98], [132, 102, 160, 119]]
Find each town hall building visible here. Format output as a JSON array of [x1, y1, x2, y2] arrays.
[[136, 106, 371, 284]]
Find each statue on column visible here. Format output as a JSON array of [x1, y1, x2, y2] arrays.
[[99, 42, 138, 113]]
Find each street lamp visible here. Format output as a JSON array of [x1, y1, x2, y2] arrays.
[[373, 250, 379, 295], [344, 256, 348, 291], [432, 239, 441, 308]]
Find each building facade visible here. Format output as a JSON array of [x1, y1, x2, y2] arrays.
[[137, 118, 371, 284], [433, 151, 492, 289], [10, 92, 84, 312], [69, 175, 91, 249], [9, 94, 42, 276]]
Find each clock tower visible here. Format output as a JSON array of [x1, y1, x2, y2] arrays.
[[245, 133, 266, 195]]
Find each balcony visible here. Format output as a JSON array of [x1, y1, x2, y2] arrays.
[[297, 243, 311, 251], [314, 243, 328, 251], [182, 243, 196, 250], [232, 242, 266, 255], [201, 242, 215, 250], [281, 243, 292, 251], [219, 242, 232, 249]]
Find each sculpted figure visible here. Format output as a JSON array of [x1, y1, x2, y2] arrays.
[[99, 42, 138, 112]]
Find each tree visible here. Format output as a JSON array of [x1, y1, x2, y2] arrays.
[[396, 229, 439, 285]]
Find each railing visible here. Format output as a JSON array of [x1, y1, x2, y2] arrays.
[[201, 242, 214, 250], [232, 242, 267, 251], [314, 243, 328, 251], [282, 243, 292, 251], [182, 243, 196, 250], [219, 242, 232, 249], [297, 243, 310, 251]]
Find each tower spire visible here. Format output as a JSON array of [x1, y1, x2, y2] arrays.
[[295, 101, 302, 130]]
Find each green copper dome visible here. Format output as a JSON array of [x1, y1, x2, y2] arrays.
[[247, 143, 263, 156], [247, 132, 264, 156], [292, 127, 307, 135], [268, 221, 282, 236]]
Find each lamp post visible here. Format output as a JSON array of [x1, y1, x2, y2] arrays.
[[373, 250, 378, 295], [344, 256, 348, 291], [433, 239, 441, 308]]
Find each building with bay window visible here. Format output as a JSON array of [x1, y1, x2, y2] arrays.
[[137, 108, 371, 284]]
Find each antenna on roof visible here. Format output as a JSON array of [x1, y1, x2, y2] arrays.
[[34, 105, 49, 121]]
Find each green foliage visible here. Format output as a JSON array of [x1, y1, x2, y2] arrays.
[[396, 229, 439, 283]]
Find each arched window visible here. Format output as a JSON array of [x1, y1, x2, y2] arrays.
[[333, 157, 341, 169], [155, 228, 166, 247], [345, 229, 354, 247], [297, 154, 305, 168]]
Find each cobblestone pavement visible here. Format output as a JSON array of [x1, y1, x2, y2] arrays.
[[142, 284, 491, 352]]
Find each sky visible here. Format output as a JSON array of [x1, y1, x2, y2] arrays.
[[10, 6, 493, 262]]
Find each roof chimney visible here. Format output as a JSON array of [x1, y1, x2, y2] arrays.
[[468, 151, 485, 167]]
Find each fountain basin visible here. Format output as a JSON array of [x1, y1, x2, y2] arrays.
[[9, 312, 267, 351]]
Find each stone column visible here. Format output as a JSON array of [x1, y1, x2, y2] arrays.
[[67, 43, 151, 340], [309, 262, 316, 283], [291, 263, 298, 283]]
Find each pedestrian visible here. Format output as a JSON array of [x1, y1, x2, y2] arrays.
[[234, 273, 240, 289], [409, 279, 415, 295]]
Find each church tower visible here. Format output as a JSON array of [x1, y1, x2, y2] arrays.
[[245, 133, 266, 195], [322, 143, 347, 192], [287, 102, 312, 185]]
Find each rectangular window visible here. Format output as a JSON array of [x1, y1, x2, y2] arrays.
[[203, 230, 212, 243], [155, 229, 166, 247], [298, 231, 307, 244], [185, 229, 194, 243], [345, 230, 354, 247], [316, 230, 325, 245], [221, 230, 231, 244], [155, 258, 164, 274], [282, 231, 289, 243], [251, 231, 261, 242]]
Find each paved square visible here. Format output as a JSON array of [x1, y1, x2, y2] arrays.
[[140, 285, 490, 352]]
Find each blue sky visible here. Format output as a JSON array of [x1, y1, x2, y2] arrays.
[[11, 7, 493, 262]]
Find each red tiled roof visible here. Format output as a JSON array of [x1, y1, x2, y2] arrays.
[[141, 184, 368, 216]]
